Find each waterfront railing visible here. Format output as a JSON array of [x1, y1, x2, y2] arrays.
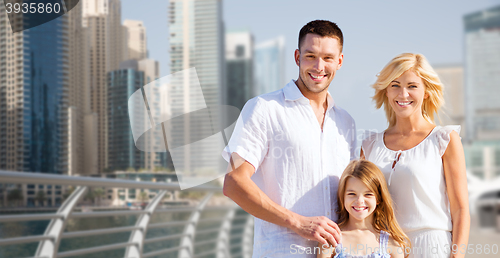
[[0, 170, 253, 258]]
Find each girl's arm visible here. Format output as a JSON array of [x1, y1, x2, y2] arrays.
[[442, 131, 470, 258], [317, 242, 334, 258]]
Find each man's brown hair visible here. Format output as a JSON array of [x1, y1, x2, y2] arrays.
[[298, 20, 343, 52]]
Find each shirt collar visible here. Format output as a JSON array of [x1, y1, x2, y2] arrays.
[[283, 79, 336, 110]]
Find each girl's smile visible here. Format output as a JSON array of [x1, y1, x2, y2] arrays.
[[344, 177, 377, 223]]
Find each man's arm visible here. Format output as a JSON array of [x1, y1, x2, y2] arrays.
[[223, 153, 342, 246]]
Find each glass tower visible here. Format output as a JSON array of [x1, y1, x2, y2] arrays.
[[464, 5, 500, 142], [108, 62, 145, 171], [254, 36, 285, 96], [0, 3, 68, 174], [168, 0, 225, 182]]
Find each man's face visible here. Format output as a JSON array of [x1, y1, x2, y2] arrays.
[[295, 34, 343, 94]]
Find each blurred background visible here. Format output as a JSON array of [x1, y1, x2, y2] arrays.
[[0, 0, 499, 257]]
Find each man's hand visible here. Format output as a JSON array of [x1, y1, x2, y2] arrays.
[[290, 215, 342, 247], [224, 153, 342, 247]]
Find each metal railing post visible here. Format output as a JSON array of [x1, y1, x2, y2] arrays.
[[241, 214, 254, 258], [35, 186, 88, 258], [125, 190, 167, 258], [216, 207, 235, 258], [178, 192, 214, 258]]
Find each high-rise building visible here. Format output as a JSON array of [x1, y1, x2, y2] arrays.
[[65, 1, 97, 176], [137, 59, 171, 170], [107, 60, 145, 171], [434, 64, 465, 137], [168, 0, 225, 186], [225, 30, 254, 111], [108, 58, 170, 172], [464, 5, 500, 142], [0, 0, 68, 174], [83, 0, 126, 173], [123, 20, 147, 61], [254, 36, 285, 96]]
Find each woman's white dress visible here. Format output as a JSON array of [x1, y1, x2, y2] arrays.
[[362, 125, 460, 258]]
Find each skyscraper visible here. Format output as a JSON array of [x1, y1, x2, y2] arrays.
[[137, 59, 170, 170], [82, 0, 126, 173], [65, 0, 97, 176], [225, 29, 254, 111], [434, 64, 465, 136], [464, 5, 500, 142], [254, 36, 285, 96], [123, 20, 147, 61], [0, 0, 67, 174], [108, 60, 145, 171], [168, 0, 225, 186]]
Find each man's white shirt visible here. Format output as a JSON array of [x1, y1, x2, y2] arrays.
[[222, 80, 356, 257]]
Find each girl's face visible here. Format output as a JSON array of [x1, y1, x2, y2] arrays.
[[344, 177, 377, 222]]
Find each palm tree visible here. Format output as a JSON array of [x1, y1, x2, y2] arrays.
[[7, 188, 23, 207], [92, 188, 105, 206], [35, 190, 46, 207], [137, 191, 149, 202]]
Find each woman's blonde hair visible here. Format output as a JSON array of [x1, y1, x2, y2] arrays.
[[336, 160, 410, 256], [372, 53, 444, 127]]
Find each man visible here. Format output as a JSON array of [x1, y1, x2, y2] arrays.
[[222, 20, 356, 257]]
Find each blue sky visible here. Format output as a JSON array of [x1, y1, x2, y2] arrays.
[[122, 0, 499, 133]]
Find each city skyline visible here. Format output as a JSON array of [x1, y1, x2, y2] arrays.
[[1, 0, 498, 175], [123, 0, 499, 133], [1, 2, 500, 256]]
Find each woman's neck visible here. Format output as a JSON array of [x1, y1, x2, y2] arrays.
[[391, 115, 434, 135]]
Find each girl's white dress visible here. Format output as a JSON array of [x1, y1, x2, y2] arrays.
[[362, 125, 460, 258]]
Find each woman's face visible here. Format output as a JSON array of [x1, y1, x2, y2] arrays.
[[386, 70, 428, 120]]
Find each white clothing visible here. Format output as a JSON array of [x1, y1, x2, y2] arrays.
[[362, 125, 460, 258], [222, 80, 357, 258], [406, 229, 452, 258]]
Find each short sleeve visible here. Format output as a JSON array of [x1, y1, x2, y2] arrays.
[[350, 120, 357, 160], [221, 97, 269, 172], [361, 130, 380, 159], [334, 106, 357, 160], [436, 125, 461, 156]]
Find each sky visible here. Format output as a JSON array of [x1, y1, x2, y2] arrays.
[[122, 0, 500, 134]]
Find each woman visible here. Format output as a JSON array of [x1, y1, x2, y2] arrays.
[[361, 53, 469, 258]]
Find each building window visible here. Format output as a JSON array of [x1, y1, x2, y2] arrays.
[[471, 150, 483, 167], [495, 149, 500, 167], [236, 45, 245, 58]]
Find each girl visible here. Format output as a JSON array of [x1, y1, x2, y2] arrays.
[[317, 160, 409, 258]]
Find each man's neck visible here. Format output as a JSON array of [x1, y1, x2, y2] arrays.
[[294, 79, 329, 109]]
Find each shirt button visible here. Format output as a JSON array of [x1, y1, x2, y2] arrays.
[[327, 212, 330, 215], [325, 186, 328, 190]]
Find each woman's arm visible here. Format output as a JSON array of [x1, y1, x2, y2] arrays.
[[442, 131, 470, 258]]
